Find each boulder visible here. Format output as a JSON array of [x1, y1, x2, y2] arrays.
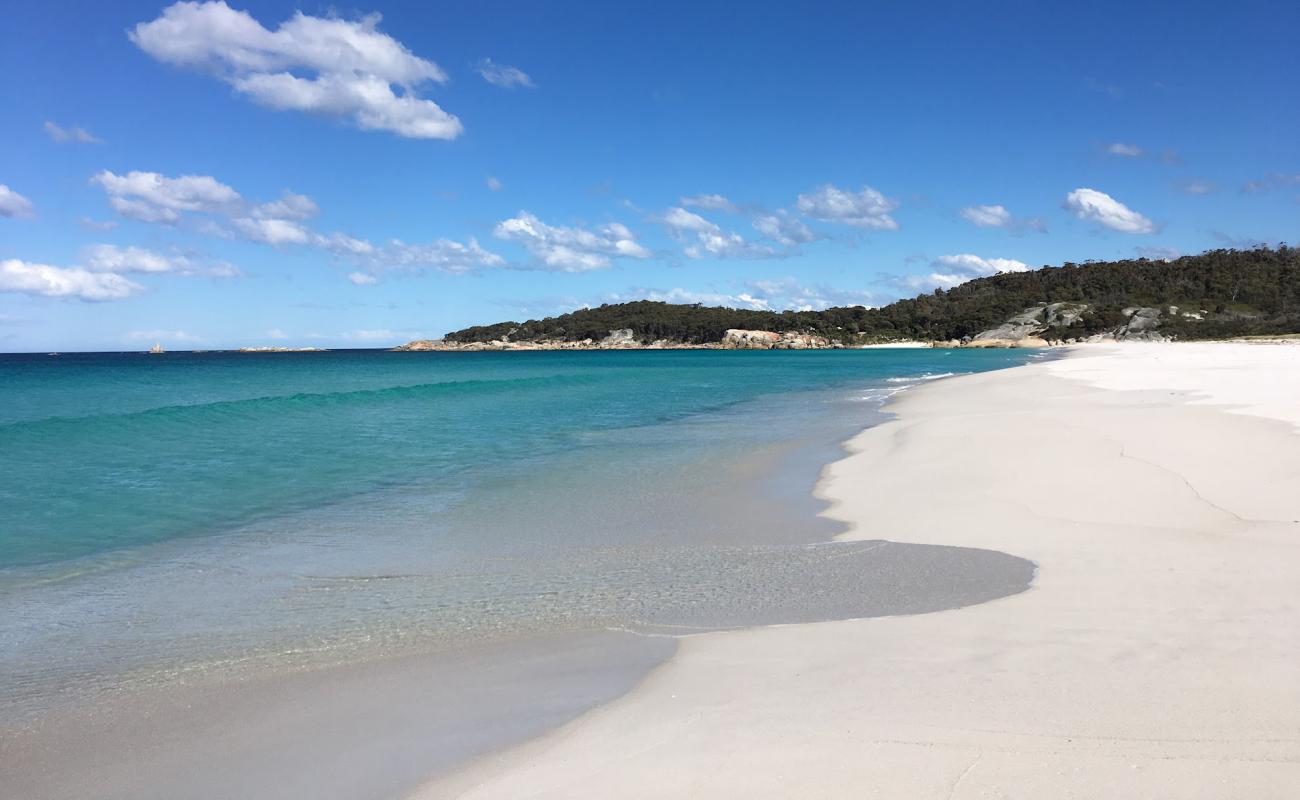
[[599, 328, 639, 348], [721, 329, 782, 349], [720, 329, 834, 349]]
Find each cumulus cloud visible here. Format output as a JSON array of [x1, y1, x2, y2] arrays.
[[231, 216, 311, 245], [316, 232, 376, 256], [485, 176, 503, 191], [0, 185, 36, 219], [130, 1, 462, 139], [369, 237, 505, 277], [796, 184, 899, 230], [899, 254, 1031, 292], [661, 207, 776, 259], [0, 259, 144, 301], [957, 203, 1046, 233], [679, 193, 737, 213], [90, 167, 508, 283], [959, 204, 1012, 228], [252, 190, 318, 220], [92, 170, 242, 223], [1064, 188, 1156, 234], [82, 244, 240, 277], [494, 212, 649, 272], [476, 58, 534, 89], [43, 121, 101, 144], [751, 211, 815, 247], [1106, 142, 1143, 157]]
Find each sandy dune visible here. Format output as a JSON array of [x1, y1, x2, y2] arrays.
[[416, 343, 1300, 799]]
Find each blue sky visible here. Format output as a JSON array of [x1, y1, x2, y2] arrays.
[[1, 0, 1297, 351]]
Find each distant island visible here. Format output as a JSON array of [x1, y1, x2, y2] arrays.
[[238, 346, 329, 353], [395, 246, 1299, 351]]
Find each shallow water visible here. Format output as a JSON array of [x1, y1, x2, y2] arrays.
[[0, 348, 1037, 722]]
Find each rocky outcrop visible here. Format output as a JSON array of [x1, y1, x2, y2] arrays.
[[395, 330, 728, 352], [720, 329, 839, 349], [599, 328, 638, 347], [963, 303, 1090, 348]]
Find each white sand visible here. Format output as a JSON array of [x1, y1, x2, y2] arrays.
[[416, 343, 1300, 799]]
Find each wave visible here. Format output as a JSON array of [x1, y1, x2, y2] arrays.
[[884, 371, 958, 383]]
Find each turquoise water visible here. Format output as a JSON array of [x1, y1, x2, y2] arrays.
[[0, 348, 1036, 715], [0, 349, 1031, 571]]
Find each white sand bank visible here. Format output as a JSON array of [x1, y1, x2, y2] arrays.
[[416, 343, 1300, 799]]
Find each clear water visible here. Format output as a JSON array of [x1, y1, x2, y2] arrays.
[[0, 348, 1036, 716]]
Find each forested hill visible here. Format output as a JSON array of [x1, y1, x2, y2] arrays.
[[444, 246, 1298, 344]]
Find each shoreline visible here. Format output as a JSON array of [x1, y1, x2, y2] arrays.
[[3, 355, 1041, 799], [416, 342, 1300, 798]]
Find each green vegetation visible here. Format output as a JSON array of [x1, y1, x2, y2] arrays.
[[445, 246, 1299, 344]]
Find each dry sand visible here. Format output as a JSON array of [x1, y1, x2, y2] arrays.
[[416, 343, 1300, 799]]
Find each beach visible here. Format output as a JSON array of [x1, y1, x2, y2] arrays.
[[416, 343, 1300, 798]]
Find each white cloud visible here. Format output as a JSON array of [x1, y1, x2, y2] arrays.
[[494, 212, 649, 272], [902, 254, 1030, 292], [81, 244, 239, 277], [476, 58, 534, 89], [752, 211, 815, 246], [796, 184, 899, 230], [661, 207, 775, 259], [348, 271, 378, 285], [84, 244, 178, 273], [252, 190, 318, 220], [959, 204, 1012, 228], [1064, 188, 1156, 234], [1106, 142, 1143, 157], [317, 232, 376, 255], [376, 237, 506, 276], [0, 185, 36, 219], [0, 259, 143, 301], [957, 203, 1046, 234], [130, 1, 462, 139], [486, 176, 503, 191], [679, 194, 737, 213], [231, 216, 311, 245], [93, 170, 242, 223], [43, 121, 101, 144]]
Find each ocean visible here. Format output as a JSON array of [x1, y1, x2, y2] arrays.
[[0, 348, 1036, 723]]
